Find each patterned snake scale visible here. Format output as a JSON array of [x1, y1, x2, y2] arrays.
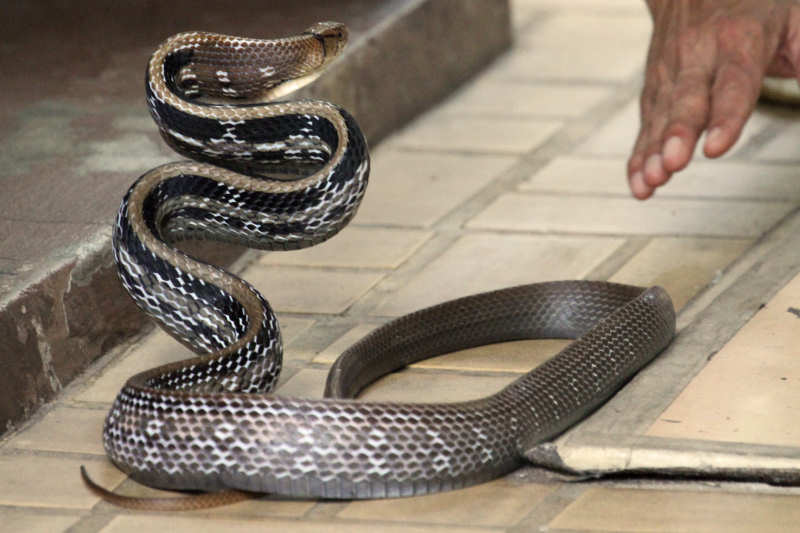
[[99, 22, 676, 501]]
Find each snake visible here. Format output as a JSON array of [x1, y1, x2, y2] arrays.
[[86, 22, 676, 507]]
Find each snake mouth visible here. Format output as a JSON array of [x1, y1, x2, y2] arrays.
[[305, 21, 349, 61]]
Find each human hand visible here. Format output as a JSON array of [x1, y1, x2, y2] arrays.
[[629, 0, 800, 199]]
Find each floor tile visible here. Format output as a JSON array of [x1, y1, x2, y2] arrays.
[[258, 227, 432, 269], [373, 233, 624, 316], [315, 325, 570, 373], [436, 79, 611, 118], [755, 121, 800, 161], [275, 369, 329, 399], [277, 368, 515, 403], [360, 371, 517, 403], [516, 10, 651, 48], [548, 487, 800, 532], [648, 272, 800, 446], [494, 13, 650, 82], [101, 515, 500, 533], [521, 157, 800, 200], [5, 406, 106, 455], [468, 194, 794, 238], [0, 455, 124, 509], [244, 266, 383, 314], [76, 317, 314, 403], [355, 149, 514, 227], [511, 0, 646, 30], [0, 510, 79, 533], [313, 324, 379, 364], [514, 0, 646, 11], [411, 339, 571, 373], [609, 237, 752, 310], [577, 100, 776, 158], [75, 330, 194, 403], [338, 478, 552, 527], [388, 112, 562, 154], [278, 317, 318, 346]]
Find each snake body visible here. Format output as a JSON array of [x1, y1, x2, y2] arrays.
[[105, 22, 676, 500]]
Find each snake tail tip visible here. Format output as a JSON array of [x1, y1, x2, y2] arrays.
[[80, 464, 256, 511]]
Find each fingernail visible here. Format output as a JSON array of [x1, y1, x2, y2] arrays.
[[663, 136, 684, 163], [705, 127, 724, 152], [629, 171, 650, 198], [644, 153, 662, 179]]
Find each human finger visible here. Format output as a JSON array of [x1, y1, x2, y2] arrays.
[[703, 61, 762, 158]]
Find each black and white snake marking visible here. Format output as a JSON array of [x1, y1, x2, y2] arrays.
[[92, 22, 676, 505]]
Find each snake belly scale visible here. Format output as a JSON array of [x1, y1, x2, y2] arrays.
[[100, 22, 676, 501]]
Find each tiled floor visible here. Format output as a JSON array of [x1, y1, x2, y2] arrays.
[[4, 0, 800, 531]]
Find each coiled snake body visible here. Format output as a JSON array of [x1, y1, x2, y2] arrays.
[[99, 22, 676, 502]]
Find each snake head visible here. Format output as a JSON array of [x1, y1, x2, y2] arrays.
[[305, 21, 349, 62]]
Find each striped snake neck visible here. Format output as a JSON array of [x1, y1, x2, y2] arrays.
[[112, 22, 368, 396]]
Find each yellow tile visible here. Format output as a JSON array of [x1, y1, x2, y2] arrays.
[[77, 317, 312, 403], [338, 479, 552, 527], [521, 157, 800, 201], [77, 330, 193, 403], [0, 456, 124, 509], [513, 0, 645, 12], [469, 194, 794, 238], [316, 326, 569, 373], [277, 368, 514, 404], [0, 510, 79, 533], [360, 370, 515, 403], [437, 79, 611, 118], [412, 339, 569, 373], [495, 14, 649, 82], [389, 113, 562, 154], [6, 406, 106, 455], [756, 122, 800, 160], [648, 272, 800, 446], [244, 266, 383, 314], [279, 317, 317, 347], [495, 35, 641, 83], [313, 324, 379, 365], [549, 487, 800, 532], [101, 515, 502, 533], [610, 238, 751, 310], [275, 369, 328, 399], [356, 149, 513, 227], [516, 11, 651, 51], [259, 227, 432, 269], [374, 234, 624, 316]]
